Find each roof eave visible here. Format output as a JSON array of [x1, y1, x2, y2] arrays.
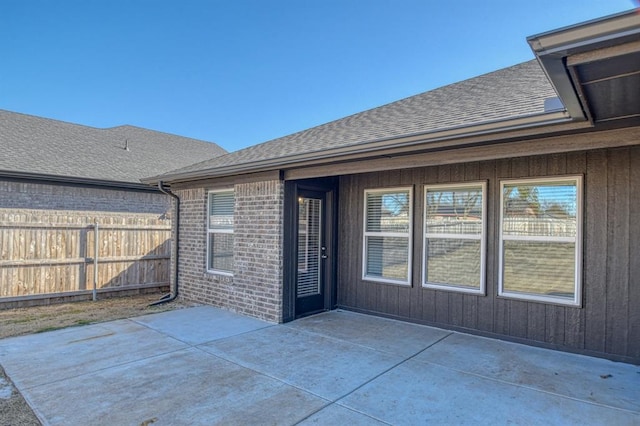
[[0, 170, 157, 192], [145, 110, 575, 185], [527, 9, 640, 54], [527, 9, 640, 122]]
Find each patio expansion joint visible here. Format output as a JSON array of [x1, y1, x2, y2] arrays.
[[280, 321, 454, 359], [19, 345, 191, 391], [291, 331, 457, 425], [191, 346, 359, 425], [193, 343, 335, 401], [414, 348, 640, 416], [130, 317, 277, 347], [293, 401, 394, 426], [190, 326, 455, 425]]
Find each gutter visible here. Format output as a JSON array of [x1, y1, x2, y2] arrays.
[[527, 10, 640, 55], [527, 9, 640, 122], [149, 181, 180, 306], [144, 109, 575, 184], [0, 170, 159, 191]]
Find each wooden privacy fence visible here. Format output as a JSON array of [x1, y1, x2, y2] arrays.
[[427, 217, 576, 237], [0, 211, 171, 300]]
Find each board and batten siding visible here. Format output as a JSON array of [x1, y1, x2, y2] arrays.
[[337, 147, 639, 363]]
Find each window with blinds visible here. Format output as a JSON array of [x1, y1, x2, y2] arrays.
[[207, 190, 234, 274], [362, 187, 412, 285], [499, 177, 582, 306], [423, 182, 486, 294], [297, 197, 322, 297]]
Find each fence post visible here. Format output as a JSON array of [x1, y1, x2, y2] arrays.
[[93, 221, 99, 302]]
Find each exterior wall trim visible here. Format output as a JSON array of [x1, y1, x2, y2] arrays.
[[285, 126, 640, 180]]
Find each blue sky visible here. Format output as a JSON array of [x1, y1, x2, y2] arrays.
[[1, 1, 634, 152]]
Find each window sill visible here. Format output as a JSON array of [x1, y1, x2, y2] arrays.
[[362, 276, 411, 286], [205, 270, 234, 278], [423, 282, 485, 295], [497, 291, 581, 307]]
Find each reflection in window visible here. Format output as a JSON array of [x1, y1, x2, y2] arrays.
[[363, 188, 412, 285], [499, 177, 582, 306], [423, 183, 486, 294]]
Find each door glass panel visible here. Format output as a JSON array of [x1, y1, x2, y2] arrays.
[[297, 197, 322, 297]]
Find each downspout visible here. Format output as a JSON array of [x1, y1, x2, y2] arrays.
[[150, 181, 180, 306]]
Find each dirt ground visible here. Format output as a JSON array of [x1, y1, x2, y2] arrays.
[[0, 293, 197, 426]]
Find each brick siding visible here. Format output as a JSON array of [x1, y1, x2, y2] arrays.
[[0, 180, 169, 214], [175, 180, 284, 323]]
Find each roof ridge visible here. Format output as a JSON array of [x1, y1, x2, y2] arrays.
[[104, 124, 223, 146], [0, 109, 224, 149], [0, 109, 228, 184], [0, 109, 107, 131]]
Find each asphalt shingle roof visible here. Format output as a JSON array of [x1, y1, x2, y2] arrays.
[[0, 110, 227, 185], [163, 59, 559, 180]]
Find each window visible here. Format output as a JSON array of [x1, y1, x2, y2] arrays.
[[423, 182, 486, 294], [207, 190, 234, 274], [297, 198, 310, 273], [499, 177, 582, 306], [363, 187, 412, 285]]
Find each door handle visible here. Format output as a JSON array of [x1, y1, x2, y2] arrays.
[[321, 246, 328, 259]]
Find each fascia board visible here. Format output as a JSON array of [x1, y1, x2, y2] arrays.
[[527, 10, 640, 124], [0, 170, 156, 192], [147, 110, 574, 185], [527, 10, 640, 55]]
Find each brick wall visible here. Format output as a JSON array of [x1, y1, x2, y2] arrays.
[[233, 180, 284, 322], [175, 180, 284, 323], [0, 180, 169, 214]]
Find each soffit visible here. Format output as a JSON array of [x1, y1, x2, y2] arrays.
[[529, 10, 640, 125], [568, 42, 640, 123]]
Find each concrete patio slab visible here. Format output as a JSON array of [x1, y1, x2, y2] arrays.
[[200, 325, 403, 401], [0, 320, 188, 389], [339, 358, 640, 425], [298, 404, 387, 425], [24, 347, 326, 425], [131, 305, 272, 345], [0, 306, 638, 425], [287, 310, 451, 357], [413, 332, 640, 413]]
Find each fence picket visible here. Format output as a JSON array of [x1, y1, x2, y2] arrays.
[[0, 213, 171, 300]]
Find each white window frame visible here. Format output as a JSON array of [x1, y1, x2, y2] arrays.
[[498, 176, 583, 306], [423, 182, 486, 295], [362, 187, 413, 286], [207, 189, 234, 276]]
